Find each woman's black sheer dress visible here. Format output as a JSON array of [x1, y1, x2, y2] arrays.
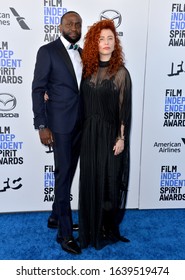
[[79, 61, 132, 250]]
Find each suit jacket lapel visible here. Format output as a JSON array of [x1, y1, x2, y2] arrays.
[[54, 38, 78, 88], [78, 47, 82, 56]]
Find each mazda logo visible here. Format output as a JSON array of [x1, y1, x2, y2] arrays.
[[100, 10, 122, 28], [0, 93, 17, 111]]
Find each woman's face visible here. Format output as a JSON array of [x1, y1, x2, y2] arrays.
[[98, 28, 115, 61]]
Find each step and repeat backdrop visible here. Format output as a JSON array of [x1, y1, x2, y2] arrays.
[[140, 0, 185, 209], [0, 0, 184, 212]]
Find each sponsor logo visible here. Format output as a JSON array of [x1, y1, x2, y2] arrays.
[[9, 7, 30, 30], [0, 177, 22, 192], [159, 165, 185, 201], [100, 10, 122, 28], [0, 93, 17, 111]]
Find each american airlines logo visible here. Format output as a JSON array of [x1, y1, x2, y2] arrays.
[[9, 7, 30, 30]]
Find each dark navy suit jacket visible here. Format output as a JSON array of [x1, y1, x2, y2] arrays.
[[32, 38, 82, 134]]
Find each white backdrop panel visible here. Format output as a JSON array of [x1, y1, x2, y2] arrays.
[[0, 0, 148, 212], [139, 0, 185, 209]]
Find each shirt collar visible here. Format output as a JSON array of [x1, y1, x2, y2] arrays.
[[60, 36, 70, 49], [60, 36, 79, 50]]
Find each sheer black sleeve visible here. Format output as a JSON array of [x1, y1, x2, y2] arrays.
[[115, 65, 132, 142], [115, 66, 132, 214]]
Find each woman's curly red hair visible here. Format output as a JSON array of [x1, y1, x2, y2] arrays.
[[82, 19, 124, 79]]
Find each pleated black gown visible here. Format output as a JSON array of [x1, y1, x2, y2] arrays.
[[79, 61, 132, 249]]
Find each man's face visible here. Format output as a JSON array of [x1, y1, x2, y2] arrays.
[[60, 13, 82, 44]]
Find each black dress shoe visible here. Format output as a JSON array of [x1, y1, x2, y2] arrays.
[[118, 235, 130, 242], [57, 235, 81, 255], [72, 223, 79, 231], [47, 217, 58, 229], [48, 217, 79, 231], [103, 229, 130, 243], [113, 229, 130, 242]]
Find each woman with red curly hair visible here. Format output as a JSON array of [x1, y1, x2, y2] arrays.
[[79, 19, 132, 250]]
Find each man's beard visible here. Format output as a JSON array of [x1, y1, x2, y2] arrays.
[[62, 31, 81, 44]]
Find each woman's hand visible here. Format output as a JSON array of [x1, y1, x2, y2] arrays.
[[44, 92, 49, 101], [113, 138, 124, 156]]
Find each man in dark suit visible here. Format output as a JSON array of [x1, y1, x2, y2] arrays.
[[32, 11, 83, 255]]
